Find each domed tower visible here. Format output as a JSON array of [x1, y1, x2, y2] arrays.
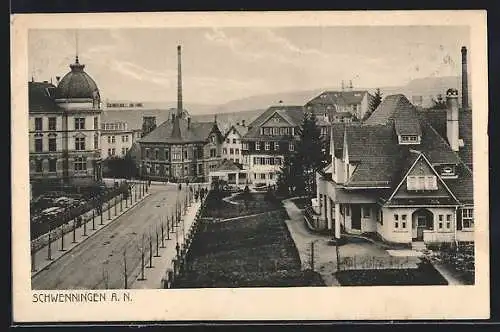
[[55, 55, 103, 184]]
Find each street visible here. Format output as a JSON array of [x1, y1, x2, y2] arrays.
[[31, 183, 192, 290]]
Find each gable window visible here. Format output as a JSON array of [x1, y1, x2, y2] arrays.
[[399, 135, 421, 144], [233, 138, 236, 144], [263, 127, 270, 135], [35, 118, 43, 131], [48, 117, 56, 131], [265, 142, 270, 151], [145, 148, 151, 159], [74, 118, 85, 130], [407, 175, 437, 191], [462, 208, 474, 229], [440, 165, 457, 178]]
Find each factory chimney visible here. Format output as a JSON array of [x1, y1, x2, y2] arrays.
[[177, 45, 183, 118], [461, 46, 469, 109]]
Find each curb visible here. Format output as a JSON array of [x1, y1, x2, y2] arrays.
[[31, 192, 152, 278]]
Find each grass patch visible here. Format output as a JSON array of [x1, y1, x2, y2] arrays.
[[335, 259, 448, 286], [201, 191, 283, 219], [174, 206, 324, 288]]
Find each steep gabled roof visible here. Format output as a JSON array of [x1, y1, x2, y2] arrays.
[[29, 81, 59, 113], [223, 124, 249, 139], [139, 117, 219, 144], [243, 105, 304, 139], [306, 90, 369, 107]]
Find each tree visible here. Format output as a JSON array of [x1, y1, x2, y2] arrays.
[[276, 113, 327, 198], [430, 94, 448, 109], [363, 88, 383, 121], [103, 154, 139, 179]]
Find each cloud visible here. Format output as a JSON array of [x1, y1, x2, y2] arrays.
[[262, 29, 330, 58]]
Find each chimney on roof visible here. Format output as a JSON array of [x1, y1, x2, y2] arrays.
[[187, 116, 191, 129], [446, 88, 460, 152], [349, 80, 353, 90], [461, 46, 469, 109], [177, 45, 183, 118]]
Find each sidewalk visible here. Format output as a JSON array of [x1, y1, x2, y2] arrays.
[[31, 187, 151, 278], [282, 198, 340, 286], [130, 199, 202, 289]]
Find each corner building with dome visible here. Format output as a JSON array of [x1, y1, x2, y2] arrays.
[[29, 55, 103, 192]]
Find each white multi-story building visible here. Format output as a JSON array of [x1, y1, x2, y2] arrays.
[[29, 55, 102, 191], [221, 124, 248, 165], [100, 121, 136, 159]]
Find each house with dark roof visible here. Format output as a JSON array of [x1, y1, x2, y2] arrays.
[[305, 89, 375, 124], [208, 158, 249, 188], [29, 55, 103, 194], [313, 88, 473, 247], [221, 123, 249, 166], [240, 105, 304, 186], [136, 45, 224, 183]]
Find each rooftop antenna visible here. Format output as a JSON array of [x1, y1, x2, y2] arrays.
[[75, 30, 79, 61]]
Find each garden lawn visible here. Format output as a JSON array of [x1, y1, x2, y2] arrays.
[[335, 258, 448, 286], [174, 208, 324, 288]]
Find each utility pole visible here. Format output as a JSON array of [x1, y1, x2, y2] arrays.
[[310, 241, 315, 271], [47, 228, 52, 260]]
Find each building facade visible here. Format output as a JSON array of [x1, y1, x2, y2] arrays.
[[305, 90, 374, 123], [221, 124, 248, 165], [100, 121, 136, 159], [313, 90, 473, 246], [29, 56, 103, 192], [241, 105, 303, 187]]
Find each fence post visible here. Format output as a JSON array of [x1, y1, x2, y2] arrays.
[[60, 226, 65, 251], [310, 241, 315, 271], [83, 214, 87, 236], [47, 230, 52, 260], [149, 235, 153, 268], [114, 196, 117, 216], [72, 219, 77, 243], [125, 193, 128, 208], [120, 193, 123, 212], [166, 217, 170, 240], [155, 227, 160, 257], [108, 201, 111, 220], [336, 242, 340, 271], [161, 222, 165, 248]]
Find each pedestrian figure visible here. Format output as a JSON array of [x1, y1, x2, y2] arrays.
[[178, 183, 182, 191]]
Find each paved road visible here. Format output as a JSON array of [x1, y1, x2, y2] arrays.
[[32, 183, 192, 290]]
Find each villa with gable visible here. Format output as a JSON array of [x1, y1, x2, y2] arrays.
[[312, 88, 473, 246]]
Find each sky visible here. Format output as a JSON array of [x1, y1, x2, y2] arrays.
[[28, 26, 470, 105]]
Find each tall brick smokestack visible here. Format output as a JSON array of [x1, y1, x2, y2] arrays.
[[177, 45, 183, 117], [461, 46, 469, 109]]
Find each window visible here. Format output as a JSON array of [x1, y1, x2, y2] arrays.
[[74, 157, 87, 171], [402, 214, 407, 221], [274, 142, 279, 150], [272, 127, 279, 136], [253, 157, 258, 165], [265, 142, 270, 151], [402, 221, 407, 228], [35, 160, 43, 172], [111, 148, 116, 155], [122, 135, 126, 142], [263, 127, 270, 135], [446, 214, 451, 221], [289, 142, 294, 151], [48, 117, 56, 130], [226, 139, 230, 143], [35, 118, 43, 131], [210, 148, 216, 158], [255, 142, 260, 150], [235, 148, 239, 154], [394, 222, 399, 229], [275, 158, 282, 165], [242, 142, 249, 150], [345, 206, 350, 216], [462, 208, 474, 229], [438, 221, 443, 229], [394, 214, 399, 221], [407, 175, 437, 191], [184, 150, 188, 160], [363, 207, 371, 218], [400, 135, 420, 144], [440, 165, 456, 177], [94, 117, 98, 129], [111, 136, 116, 143], [122, 148, 127, 155], [165, 150, 169, 160], [233, 139, 236, 144], [107, 136, 111, 144], [108, 148, 112, 156], [74, 118, 85, 130], [235, 159, 239, 163], [269, 173, 274, 180], [48, 137, 57, 152], [222, 148, 227, 154], [260, 173, 266, 179], [438, 215, 444, 222], [75, 137, 85, 151], [94, 134, 99, 149], [48, 159, 56, 172], [210, 136, 216, 143], [230, 148, 234, 155], [155, 149, 160, 160], [35, 138, 43, 152]]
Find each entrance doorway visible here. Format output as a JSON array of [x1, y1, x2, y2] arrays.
[[351, 205, 361, 230], [412, 209, 434, 241]]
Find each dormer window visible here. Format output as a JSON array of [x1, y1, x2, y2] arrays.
[[438, 164, 457, 178], [399, 135, 421, 145], [407, 175, 437, 191]]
